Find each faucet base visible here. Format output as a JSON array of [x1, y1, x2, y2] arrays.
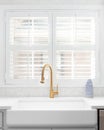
[[50, 91, 58, 98]]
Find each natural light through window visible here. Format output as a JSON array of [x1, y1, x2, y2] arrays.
[[6, 11, 96, 86]]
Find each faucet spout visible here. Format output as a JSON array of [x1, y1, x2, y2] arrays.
[[40, 64, 58, 98]]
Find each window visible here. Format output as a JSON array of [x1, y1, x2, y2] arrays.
[[6, 11, 96, 87]]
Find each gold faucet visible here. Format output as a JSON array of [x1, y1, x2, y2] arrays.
[[40, 64, 58, 98]]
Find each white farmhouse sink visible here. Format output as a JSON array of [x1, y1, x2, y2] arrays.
[[11, 98, 91, 110], [7, 97, 97, 127]]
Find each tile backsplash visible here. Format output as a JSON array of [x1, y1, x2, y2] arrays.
[[0, 87, 103, 97]]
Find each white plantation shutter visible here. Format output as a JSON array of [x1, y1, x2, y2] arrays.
[[6, 11, 96, 86], [56, 16, 95, 79], [7, 15, 49, 82]]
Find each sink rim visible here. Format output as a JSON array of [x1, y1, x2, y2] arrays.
[[11, 97, 92, 111], [14, 97, 87, 102]]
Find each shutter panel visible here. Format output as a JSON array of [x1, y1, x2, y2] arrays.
[[10, 17, 48, 46], [10, 50, 48, 79], [56, 17, 73, 45], [9, 16, 49, 79], [56, 51, 95, 79], [75, 17, 95, 45], [56, 16, 95, 79], [74, 51, 95, 79]]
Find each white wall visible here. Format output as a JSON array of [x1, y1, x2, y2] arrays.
[[0, 0, 104, 97], [0, 0, 103, 5]]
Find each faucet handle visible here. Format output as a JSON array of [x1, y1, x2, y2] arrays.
[[53, 84, 59, 96]]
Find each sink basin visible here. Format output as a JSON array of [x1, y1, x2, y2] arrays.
[[7, 97, 97, 127], [11, 98, 91, 110]]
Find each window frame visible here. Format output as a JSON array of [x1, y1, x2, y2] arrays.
[[5, 10, 99, 87]]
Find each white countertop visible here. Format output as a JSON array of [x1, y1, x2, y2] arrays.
[[84, 97, 104, 109], [0, 97, 103, 110]]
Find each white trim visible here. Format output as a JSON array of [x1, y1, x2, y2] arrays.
[[0, 5, 103, 10], [52, 13, 57, 85], [48, 13, 53, 65], [92, 10, 100, 87]]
